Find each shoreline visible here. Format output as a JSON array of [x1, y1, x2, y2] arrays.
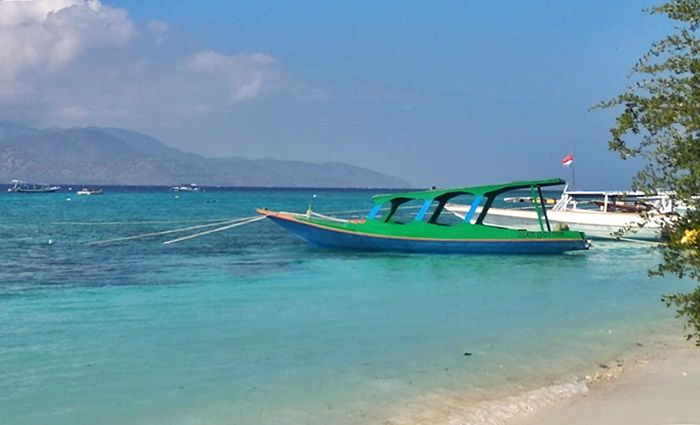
[[382, 336, 699, 425], [512, 340, 700, 425]]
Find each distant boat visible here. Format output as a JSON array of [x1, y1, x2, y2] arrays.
[[7, 179, 60, 193], [171, 183, 201, 192], [258, 178, 590, 254], [445, 187, 677, 241], [76, 188, 104, 195]]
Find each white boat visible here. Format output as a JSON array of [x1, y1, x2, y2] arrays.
[[445, 188, 677, 241], [76, 188, 103, 195], [171, 183, 201, 192], [7, 179, 60, 193]]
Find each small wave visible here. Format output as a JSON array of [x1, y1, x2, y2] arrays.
[[383, 366, 626, 425], [465, 380, 589, 425]]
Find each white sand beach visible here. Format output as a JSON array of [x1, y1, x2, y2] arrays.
[[383, 340, 700, 425], [513, 344, 700, 425]]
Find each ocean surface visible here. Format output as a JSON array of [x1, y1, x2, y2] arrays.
[[0, 187, 693, 425]]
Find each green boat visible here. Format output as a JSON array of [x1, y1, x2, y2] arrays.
[[258, 178, 590, 254]]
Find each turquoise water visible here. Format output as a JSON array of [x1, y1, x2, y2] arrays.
[[0, 189, 693, 424]]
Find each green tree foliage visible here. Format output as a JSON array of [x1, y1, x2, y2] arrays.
[[598, 0, 700, 344]]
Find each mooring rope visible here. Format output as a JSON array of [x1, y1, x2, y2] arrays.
[[162, 216, 266, 245], [616, 237, 659, 245], [54, 218, 238, 226], [79, 203, 420, 246], [309, 211, 353, 222], [84, 216, 258, 246]]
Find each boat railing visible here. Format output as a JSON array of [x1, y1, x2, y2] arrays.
[[552, 187, 571, 211], [553, 188, 685, 215]]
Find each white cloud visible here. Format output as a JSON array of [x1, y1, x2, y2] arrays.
[[56, 104, 92, 120], [187, 50, 278, 101], [0, 0, 300, 132], [0, 0, 134, 100], [146, 19, 169, 45]]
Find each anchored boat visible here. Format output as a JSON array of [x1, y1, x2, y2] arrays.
[[171, 183, 201, 192], [76, 188, 104, 195], [258, 178, 589, 254], [446, 187, 675, 241], [7, 179, 60, 193]]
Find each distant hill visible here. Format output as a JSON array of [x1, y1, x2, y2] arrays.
[[0, 122, 409, 188]]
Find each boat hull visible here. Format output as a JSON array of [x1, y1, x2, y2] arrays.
[[262, 212, 588, 254], [8, 187, 60, 193], [446, 205, 664, 241]]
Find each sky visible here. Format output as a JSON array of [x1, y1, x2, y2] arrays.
[[0, 0, 675, 188]]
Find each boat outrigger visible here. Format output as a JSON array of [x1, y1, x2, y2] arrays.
[[258, 178, 590, 254]]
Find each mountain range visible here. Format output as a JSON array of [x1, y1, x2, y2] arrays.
[[0, 122, 409, 188]]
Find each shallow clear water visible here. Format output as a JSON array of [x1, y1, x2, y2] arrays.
[[0, 188, 693, 424]]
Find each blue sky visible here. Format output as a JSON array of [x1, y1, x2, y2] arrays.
[[0, 0, 674, 187]]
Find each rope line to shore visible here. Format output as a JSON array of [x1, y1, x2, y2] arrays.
[[77, 203, 422, 246], [616, 237, 660, 245], [84, 216, 258, 246], [162, 216, 266, 245], [53, 204, 419, 226], [54, 218, 239, 226]]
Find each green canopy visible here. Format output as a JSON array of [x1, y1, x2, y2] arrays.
[[372, 178, 565, 205]]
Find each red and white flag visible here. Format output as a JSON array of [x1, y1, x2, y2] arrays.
[[561, 153, 574, 166]]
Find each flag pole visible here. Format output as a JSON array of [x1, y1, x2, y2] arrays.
[[561, 152, 575, 188]]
